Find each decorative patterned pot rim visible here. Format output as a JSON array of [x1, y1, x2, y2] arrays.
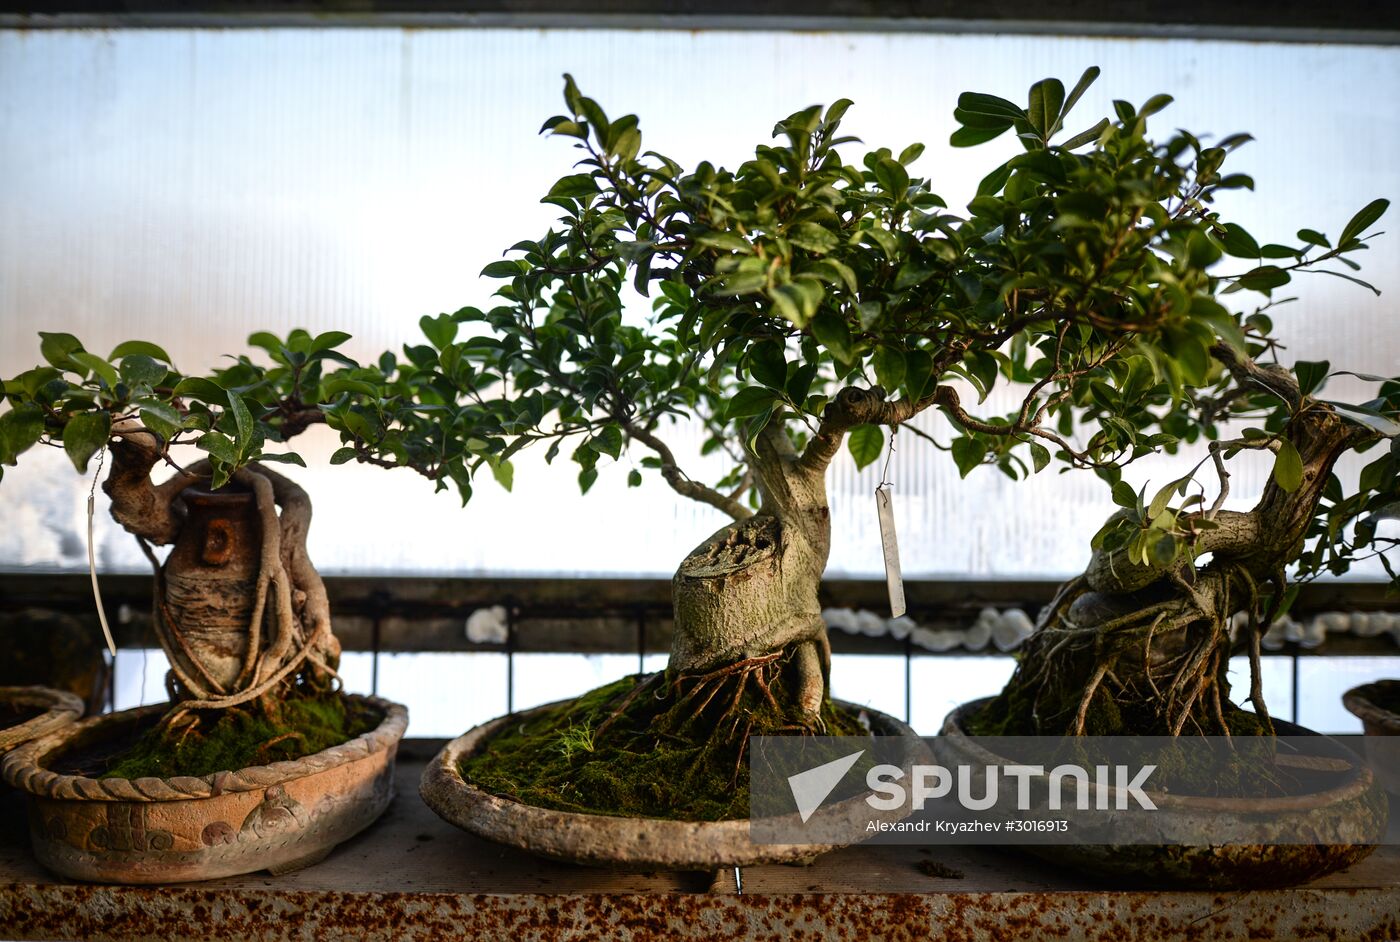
[[943, 697, 1377, 812], [2, 693, 407, 802], [420, 695, 922, 869], [1343, 680, 1400, 734], [0, 686, 84, 754]]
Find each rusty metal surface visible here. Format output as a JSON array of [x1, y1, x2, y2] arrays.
[[0, 741, 1395, 941]]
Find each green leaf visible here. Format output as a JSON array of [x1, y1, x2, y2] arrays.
[[727, 387, 779, 422], [1273, 439, 1303, 493], [627, 469, 643, 488], [747, 340, 788, 390], [1219, 223, 1260, 258], [62, 411, 110, 472], [491, 459, 515, 492], [119, 354, 167, 388], [847, 424, 883, 470], [1059, 118, 1109, 150], [1297, 228, 1330, 249], [420, 313, 458, 350], [1236, 265, 1290, 293], [1060, 66, 1101, 120], [1111, 480, 1139, 509], [1338, 198, 1389, 246], [578, 466, 599, 495], [904, 348, 935, 402], [0, 403, 45, 465], [1027, 77, 1065, 140], [1294, 359, 1331, 397], [874, 158, 910, 198], [219, 395, 251, 466], [872, 346, 906, 392], [312, 331, 352, 352], [547, 173, 601, 201], [1028, 441, 1050, 473], [39, 332, 83, 370], [196, 431, 239, 464], [950, 124, 1011, 148], [951, 436, 986, 478], [329, 447, 358, 465], [108, 340, 172, 363], [254, 452, 307, 467], [810, 310, 853, 362], [173, 376, 229, 407], [70, 352, 118, 389], [1326, 401, 1400, 438], [482, 260, 524, 279]]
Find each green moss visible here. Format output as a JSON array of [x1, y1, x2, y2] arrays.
[[102, 690, 379, 779], [461, 660, 871, 821]]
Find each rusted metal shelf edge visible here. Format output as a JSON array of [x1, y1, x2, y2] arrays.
[[0, 885, 1396, 942], [2, 573, 1398, 657]]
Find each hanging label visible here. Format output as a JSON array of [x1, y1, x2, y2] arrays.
[[875, 485, 905, 618]]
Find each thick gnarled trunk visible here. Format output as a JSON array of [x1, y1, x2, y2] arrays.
[[669, 423, 834, 723], [981, 399, 1362, 738], [102, 429, 339, 728]]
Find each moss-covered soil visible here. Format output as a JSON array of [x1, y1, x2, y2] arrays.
[[102, 690, 379, 779], [461, 661, 871, 821]]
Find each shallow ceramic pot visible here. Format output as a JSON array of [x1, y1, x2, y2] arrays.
[[1, 694, 407, 883], [421, 698, 922, 869], [1343, 680, 1400, 795], [938, 697, 1387, 889], [0, 686, 84, 756]]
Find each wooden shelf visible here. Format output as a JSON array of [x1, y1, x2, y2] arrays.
[[0, 739, 1396, 940]]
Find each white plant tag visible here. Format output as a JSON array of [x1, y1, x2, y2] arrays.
[[875, 485, 905, 618], [87, 448, 117, 656]]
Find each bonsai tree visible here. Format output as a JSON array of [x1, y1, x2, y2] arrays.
[[974, 340, 1399, 739], [0, 329, 500, 773], [432, 70, 1390, 817]]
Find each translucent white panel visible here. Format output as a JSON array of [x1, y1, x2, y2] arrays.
[[334, 651, 377, 699], [112, 647, 172, 711], [373, 651, 508, 737], [1225, 654, 1295, 724], [829, 653, 908, 722], [510, 652, 641, 712], [908, 655, 1016, 735], [1, 30, 1396, 580], [1296, 656, 1400, 734]]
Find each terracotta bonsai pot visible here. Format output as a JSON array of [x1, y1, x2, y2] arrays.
[[1, 694, 407, 883], [1343, 680, 1400, 795], [421, 697, 922, 869], [937, 697, 1387, 889], [0, 686, 84, 756]]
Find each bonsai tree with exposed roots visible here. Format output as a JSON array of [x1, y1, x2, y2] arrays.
[[0, 329, 502, 773], [974, 339, 1399, 739], [434, 71, 1390, 818]]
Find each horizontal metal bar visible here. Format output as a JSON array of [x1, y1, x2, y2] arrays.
[[1, 1, 1398, 43], [2, 572, 1397, 656]]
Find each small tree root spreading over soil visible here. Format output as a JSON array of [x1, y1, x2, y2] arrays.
[[461, 650, 870, 821], [102, 687, 379, 779]]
